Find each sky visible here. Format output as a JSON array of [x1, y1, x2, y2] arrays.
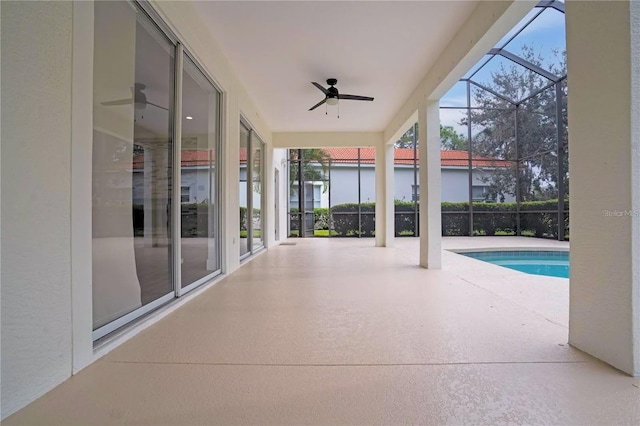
[[439, 4, 566, 136]]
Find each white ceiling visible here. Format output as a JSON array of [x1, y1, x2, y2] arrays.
[[194, 1, 479, 132]]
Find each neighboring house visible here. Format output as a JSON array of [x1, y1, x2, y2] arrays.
[[289, 148, 515, 209], [130, 148, 513, 209], [132, 149, 262, 209]]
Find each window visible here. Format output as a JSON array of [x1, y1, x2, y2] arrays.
[[181, 186, 190, 203], [472, 185, 495, 201]]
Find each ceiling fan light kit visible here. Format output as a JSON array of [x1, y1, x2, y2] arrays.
[[309, 78, 373, 117]]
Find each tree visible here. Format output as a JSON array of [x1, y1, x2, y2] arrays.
[[463, 45, 567, 202], [289, 148, 331, 197], [394, 126, 415, 149], [394, 124, 466, 150], [440, 125, 467, 150]]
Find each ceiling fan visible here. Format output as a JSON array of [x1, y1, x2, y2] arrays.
[[308, 78, 374, 111], [101, 83, 168, 111]]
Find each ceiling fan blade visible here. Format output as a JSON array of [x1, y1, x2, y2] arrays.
[[338, 94, 374, 101], [146, 101, 169, 111], [101, 98, 133, 106], [311, 82, 329, 95], [308, 98, 327, 111]]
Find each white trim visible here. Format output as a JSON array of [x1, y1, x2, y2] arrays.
[[219, 91, 230, 274], [92, 292, 174, 341], [71, 0, 94, 374], [180, 270, 222, 294], [173, 43, 184, 296], [93, 272, 226, 358]]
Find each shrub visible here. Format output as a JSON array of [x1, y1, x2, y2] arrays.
[[330, 202, 375, 237], [239, 206, 247, 231], [314, 208, 330, 230]]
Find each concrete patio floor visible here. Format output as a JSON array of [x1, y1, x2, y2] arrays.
[[5, 237, 640, 425]]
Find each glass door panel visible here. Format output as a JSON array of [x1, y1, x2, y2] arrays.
[[180, 56, 220, 289], [251, 136, 264, 249], [239, 124, 250, 257], [303, 182, 315, 237], [92, 1, 174, 336]]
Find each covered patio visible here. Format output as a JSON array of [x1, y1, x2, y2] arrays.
[[5, 238, 639, 424], [2, 0, 639, 421]]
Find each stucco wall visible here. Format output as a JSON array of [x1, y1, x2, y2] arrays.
[[566, 0, 639, 375], [1, 1, 73, 417]]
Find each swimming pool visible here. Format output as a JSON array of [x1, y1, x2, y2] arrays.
[[459, 250, 569, 278]]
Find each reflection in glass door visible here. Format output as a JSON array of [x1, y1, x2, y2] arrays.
[[180, 55, 221, 291], [92, 1, 175, 339]]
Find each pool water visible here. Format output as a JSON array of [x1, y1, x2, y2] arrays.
[[460, 250, 569, 278]]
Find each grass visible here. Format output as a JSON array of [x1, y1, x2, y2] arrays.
[[314, 229, 339, 237], [287, 230, 339, 237], [239, 230, 262, 238]]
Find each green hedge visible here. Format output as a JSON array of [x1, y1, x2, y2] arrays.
[[318, 199, 568, 239], [445, 199, 569, 238], [394, 200, 418, 236], [240, 206, 262, 232], [134, 203, 211, 237], [330, 202, 375, 237]]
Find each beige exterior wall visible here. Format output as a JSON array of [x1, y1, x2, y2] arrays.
[[566, 0, 639, 375], [1, 1, 74, 417]]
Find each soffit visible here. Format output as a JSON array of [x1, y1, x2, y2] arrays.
[[194, 1, 479, 132]]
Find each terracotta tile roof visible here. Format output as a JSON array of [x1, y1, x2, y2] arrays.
[[322, 148, 512, 168], [131, 148, 511, 169], [132, 149, 237, 169]]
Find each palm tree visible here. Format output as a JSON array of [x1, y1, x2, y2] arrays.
[[289, 148, 331, 196]]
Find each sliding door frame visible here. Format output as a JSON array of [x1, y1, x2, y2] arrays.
[[93, 0, 223, 341]]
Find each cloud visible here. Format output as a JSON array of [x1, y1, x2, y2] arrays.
[[439, 108, 467, 135]]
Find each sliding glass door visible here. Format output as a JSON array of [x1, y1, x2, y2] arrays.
[[239, 123, 250, 258], [93, 1, 175, 338], [251, 134, 265, 250], [239, 121, 265, 259], [92, 1, 222, 340], [180, 55, 221, 291]]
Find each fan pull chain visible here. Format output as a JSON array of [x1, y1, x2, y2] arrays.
[[325, 103, 327, 115], [337, 101, 339, 119]]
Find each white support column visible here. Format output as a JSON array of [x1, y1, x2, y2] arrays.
[[566, 0, 639, 376], [375, 142, 394, 247], [418, 101, 441, 269], [264, 142, 274, 248], [222, 97, 241, 274]]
